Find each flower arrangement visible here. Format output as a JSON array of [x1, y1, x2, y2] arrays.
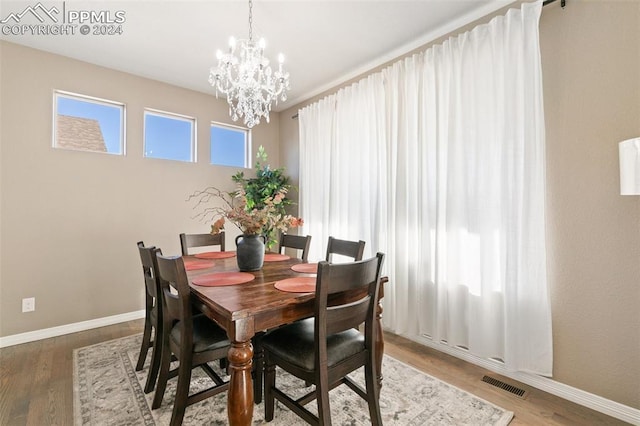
[[188, 146, 303, 250], [203, 185, 303, 237]]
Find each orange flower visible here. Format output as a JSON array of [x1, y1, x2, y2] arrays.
[[211, 217, 225, 234], [289, 217, 304, 228]]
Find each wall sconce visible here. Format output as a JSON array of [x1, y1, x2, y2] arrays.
[[619, 137, 640, 195]]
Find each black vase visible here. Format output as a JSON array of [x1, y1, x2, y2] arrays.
[[235, 234, 266, 271]]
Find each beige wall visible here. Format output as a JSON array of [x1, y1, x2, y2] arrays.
[[541, 0, 639, 409], [0, 41, 280, 336], [280, 1, 640, 410]]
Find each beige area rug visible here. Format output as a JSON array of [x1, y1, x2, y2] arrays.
[[73, 334, 513, 425]]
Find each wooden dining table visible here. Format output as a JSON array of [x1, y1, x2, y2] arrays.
[[185, 253, 388, 426]]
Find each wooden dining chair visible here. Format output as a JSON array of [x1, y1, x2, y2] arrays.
[[261, 253, 385, 426], [253, 232, 312, 404], [152, 252, 231, 426], [279, 233, 312, 261], [179, 232, 225, 255], [325, 236, 365, 262], [136, 241, 164, 394]]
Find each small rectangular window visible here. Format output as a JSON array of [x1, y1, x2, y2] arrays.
[[53, 91, 125, 155], [144, 109, 195, 162], [210, 122, 250, 168]]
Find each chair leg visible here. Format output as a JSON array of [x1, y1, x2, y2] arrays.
[[136, 311, 153, 371], [144, 323, 162, 394], [170, 353, 193, 426], [219, 358, 228, 371], [364, 362, 383, 426], [152, 330, 171, 409], [264, 356, 276, 422], [316, 373, 332, 426], [253, 332, 264, 404]]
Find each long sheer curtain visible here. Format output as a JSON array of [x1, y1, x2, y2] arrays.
[[298, 1, 552, 375]]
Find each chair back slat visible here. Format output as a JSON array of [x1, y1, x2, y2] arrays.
[[180, 232, 225, 255], [326, 297, 371, 335], [325, 261, 379, 294], [315, 253, 384, 344], [325, 236, 365, 262], [155, 254, 192, 327], [279, 233, 312, 261], [138, 242, 160, 299]]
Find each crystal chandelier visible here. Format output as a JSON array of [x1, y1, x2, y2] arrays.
[[209, 0, 290, 128]]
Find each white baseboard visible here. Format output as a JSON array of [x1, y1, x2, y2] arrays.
[[405, 333, 640, 425], [0, 310, 145, 348]]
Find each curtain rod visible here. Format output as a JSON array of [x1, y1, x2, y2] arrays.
[[543, 0, 566, 8]]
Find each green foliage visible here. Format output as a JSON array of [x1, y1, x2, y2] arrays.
[[231, 146, 293, 249]]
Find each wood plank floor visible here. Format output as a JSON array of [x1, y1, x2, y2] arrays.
[[0, 320, 629, 425]]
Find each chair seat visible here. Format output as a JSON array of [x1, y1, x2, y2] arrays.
[[261, 318, 364, 372], [170, 315, 230, 353]]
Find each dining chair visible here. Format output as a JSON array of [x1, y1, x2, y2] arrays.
[[152, 251, 231, 426], [279, 233, 312, 261], [325, 236, 365, 262], [261, 253, 385, 426], [179, 232, 225, 361], [179, 232, 225, 255], [254, 232, 312, 404], [136, 241, 164, 394]]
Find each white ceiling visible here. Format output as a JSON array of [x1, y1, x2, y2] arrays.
[[0, 0, 514, 111]]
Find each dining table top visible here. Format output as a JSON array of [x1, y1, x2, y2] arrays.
[[185, 253, 319, 330]]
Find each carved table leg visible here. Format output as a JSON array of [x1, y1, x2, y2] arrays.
[[227, 339, 254, 426]]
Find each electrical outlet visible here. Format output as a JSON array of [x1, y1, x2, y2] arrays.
[[22, 297, 35, 313]]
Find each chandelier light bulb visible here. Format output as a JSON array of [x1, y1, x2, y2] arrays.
[[208, 0, 290, 128]]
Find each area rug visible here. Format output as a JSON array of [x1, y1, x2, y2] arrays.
[[73, 334, 513, 425]]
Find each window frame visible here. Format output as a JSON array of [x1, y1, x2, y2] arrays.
[[143, 108, 197, 163], [52, 90, 126, 155], [210, 121, 252, 168]]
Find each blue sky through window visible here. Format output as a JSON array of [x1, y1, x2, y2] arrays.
[[210, 124, 247, 167], [144, 112, 194, 162], [56, 95, 123, 154]]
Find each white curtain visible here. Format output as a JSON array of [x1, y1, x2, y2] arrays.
[[299, 74, 387, 263], [298, 1, 552, 375]]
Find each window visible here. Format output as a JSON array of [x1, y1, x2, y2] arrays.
[[144, 109, 195, 162], [210, 122, 250, 168], [53, 91, 125, 154]]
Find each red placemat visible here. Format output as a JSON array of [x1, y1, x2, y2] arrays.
[[274, 277, 316, 293], [290, 263, 318, 274], [191, 272, 254, 287], [183, 259, 215, 271], [264, 253, 290, 262], [193, 251, 236, 260]]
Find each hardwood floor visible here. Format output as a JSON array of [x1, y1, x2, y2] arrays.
[[0, 320, 629, 425], [383, 333, 628, 425]]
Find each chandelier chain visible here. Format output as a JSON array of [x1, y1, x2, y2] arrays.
[[248, 0, 253, 41]]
